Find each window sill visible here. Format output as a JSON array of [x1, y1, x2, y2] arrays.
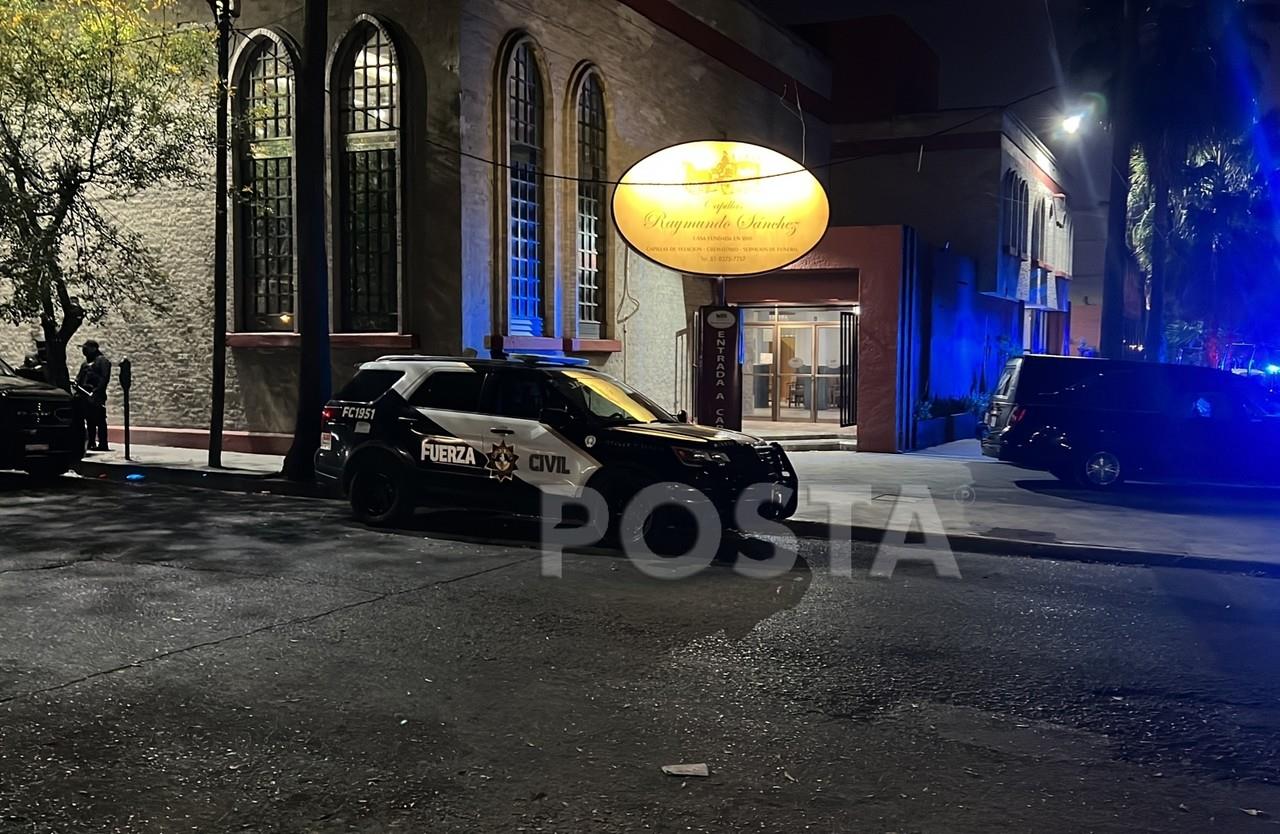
[[565, 338, 622, 354], [226, 332, 416, 349], [484, 335, 623, 355], [486, 335, 563, 353]]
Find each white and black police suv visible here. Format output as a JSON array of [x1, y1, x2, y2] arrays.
[[315, 355, 799, 534]]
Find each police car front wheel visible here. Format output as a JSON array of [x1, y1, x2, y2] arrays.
[[349, 463, 410, 525]]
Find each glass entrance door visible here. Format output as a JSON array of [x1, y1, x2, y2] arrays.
[[741, 306, 856, 423]]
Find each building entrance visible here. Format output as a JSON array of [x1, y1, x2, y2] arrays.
[[742, 306, 857, 424]]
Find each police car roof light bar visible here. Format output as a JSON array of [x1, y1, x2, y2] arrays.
[[507, 353, 592, 367]]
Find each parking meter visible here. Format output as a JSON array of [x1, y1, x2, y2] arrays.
[[119, 358, 132, 460]]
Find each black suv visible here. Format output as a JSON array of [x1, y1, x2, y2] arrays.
[[315, 355, 799, 529], [982, 354, 1280, 488], [0, 356, 84, 479]]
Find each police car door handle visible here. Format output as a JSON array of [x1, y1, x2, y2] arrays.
[[489, 427, 515, 436]]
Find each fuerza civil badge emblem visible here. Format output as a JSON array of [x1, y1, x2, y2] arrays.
[[485, 441, 519, 482]]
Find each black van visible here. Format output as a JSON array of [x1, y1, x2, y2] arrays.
[[981, 355, 1280, 488]]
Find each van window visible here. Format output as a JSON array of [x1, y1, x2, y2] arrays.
[[994, 362, 1018, 398], [335, 369, 404, 402]]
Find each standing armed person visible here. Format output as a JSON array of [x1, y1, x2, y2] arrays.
[[75, 340, 112, 452]]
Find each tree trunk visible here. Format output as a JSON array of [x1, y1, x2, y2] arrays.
[[281, 0, 332, 481], [1145, 147, 1170, 362], [38, 267, 83, 391], [1100, 0, 1139, 358], [42, 319, 71, 391]]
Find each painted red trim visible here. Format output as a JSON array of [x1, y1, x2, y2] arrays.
[[1023, 161, 1065, 197], [106, 425, 292, 456], [226, 332, 416, 349], [615, 0, 833, 122], [485, 335, 563, 352], [564, 338, 622, 353]]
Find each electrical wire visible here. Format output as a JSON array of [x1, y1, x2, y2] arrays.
[[427, 84, 1057, 188]]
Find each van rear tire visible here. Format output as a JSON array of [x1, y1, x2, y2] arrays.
[[1076, 449, 1124, 490]]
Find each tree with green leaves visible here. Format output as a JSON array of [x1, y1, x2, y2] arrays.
[[1072, 0, 1272, 361], [1131, 130, 1280, 362], [0, 0, 212, 389]]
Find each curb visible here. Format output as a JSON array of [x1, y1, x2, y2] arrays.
[[782, 518, 1280, 578], [72, 460, 1280, 578], [74, 459, 332, 499]]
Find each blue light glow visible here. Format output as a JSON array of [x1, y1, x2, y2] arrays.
[[1266, 364, 1280, 375]]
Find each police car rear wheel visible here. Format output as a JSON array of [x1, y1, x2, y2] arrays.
[[349, 464, 409, 525], [23, 461, 70, 483]]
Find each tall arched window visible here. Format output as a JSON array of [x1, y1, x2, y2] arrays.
[[336, 19, 401, 332], [1015, 179, 1030, 259], [1001, 171, 1018, 254], [575, 72, 606, 338], [506, 41, 545, 336], [237, 37, 296, 331], [1030, 198, 1046, 264]]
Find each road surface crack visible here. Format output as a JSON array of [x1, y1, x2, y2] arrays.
[[0, 553, 538, 705]]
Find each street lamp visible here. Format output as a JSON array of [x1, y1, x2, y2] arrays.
[[1062, 112, 1085, 135], [207, 0, 240, 468]]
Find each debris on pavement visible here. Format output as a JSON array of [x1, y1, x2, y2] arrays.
[[661, 763, 709, 778]]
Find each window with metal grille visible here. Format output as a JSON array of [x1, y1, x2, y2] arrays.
[[237, 39, 295, 331], [576, 73, 606, 339], [337, 22, 400, 333], [507, 42, 543, 337]]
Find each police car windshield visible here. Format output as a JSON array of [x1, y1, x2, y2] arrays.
[[550, 370, 677, 424]]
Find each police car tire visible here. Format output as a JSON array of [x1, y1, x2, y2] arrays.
[[23, 461, 70, 483], [594, 472, 653, 546], [349, 462, 410, 525]]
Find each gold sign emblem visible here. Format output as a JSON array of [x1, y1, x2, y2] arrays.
[[613, 140, 829, 277], [485, 441, 519, 482]]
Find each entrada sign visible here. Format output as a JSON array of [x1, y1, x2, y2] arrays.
[[696, 304, 742, 430], [612, 140, 830, 276]]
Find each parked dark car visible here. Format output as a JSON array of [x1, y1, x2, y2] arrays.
[[0, 356, 85, 480], [981, 354, 1280, 489]]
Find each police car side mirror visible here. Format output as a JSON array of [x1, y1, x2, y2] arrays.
[[542, 404, 573, 428], [677, 409, 689, 423]]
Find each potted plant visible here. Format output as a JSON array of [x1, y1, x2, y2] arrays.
[[913, 397, 948, 449]]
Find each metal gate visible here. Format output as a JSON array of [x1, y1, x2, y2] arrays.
[[838, 310, 858, 427]]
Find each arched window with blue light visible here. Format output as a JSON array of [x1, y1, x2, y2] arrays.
[[335, 18, 401, 333], [575, 71, 606, 338], [505, 39, 545, 337]]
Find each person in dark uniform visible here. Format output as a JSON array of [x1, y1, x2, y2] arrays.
[[75, 340, 111, 451]]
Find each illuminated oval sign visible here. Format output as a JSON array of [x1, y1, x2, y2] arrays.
[[612, 140, 830, 277]]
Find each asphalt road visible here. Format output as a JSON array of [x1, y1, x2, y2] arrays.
[[3, 475, 1280, 832]]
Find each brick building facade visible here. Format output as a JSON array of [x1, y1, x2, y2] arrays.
[[0, 0, 831, 450]]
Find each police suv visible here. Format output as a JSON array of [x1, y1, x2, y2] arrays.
[[315, 355, 799, 531]]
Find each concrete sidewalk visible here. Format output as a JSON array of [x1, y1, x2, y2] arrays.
[[70, 441, 1280, 572], [73, 444, 328, 497], [791, 440, 1280, 571]]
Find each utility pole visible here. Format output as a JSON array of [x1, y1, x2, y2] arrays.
[[1100, 0, 1138, 358], [282, 0, 332, 481], [206, 0, 239, 467]]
